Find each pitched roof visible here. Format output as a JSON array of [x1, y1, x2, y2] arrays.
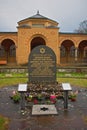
[[18, 11, 58, 24]]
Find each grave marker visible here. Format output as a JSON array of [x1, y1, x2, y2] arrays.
[[28, 45, 56, 83]]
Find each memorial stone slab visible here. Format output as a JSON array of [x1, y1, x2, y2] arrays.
[[28, 45, 56, 83], [32, 105, 58, 115]]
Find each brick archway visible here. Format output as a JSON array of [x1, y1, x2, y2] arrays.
[[0, 39, 16, 64], [60, 40, 75, 64], [78, 40, 87, 63], [31, 37, 46, 51]]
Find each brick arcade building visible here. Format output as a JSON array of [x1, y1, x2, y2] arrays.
[[0, 11, 87, 66]]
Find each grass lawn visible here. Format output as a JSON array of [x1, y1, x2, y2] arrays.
[[0, 77, 87, 88], [0, 72, 87, 88], [0, 78, 27, 88], [58, 78, 87, 88], [0, 115, 9, 130]]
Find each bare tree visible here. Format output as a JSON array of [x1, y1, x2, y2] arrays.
[[74, 20, 87, 33]]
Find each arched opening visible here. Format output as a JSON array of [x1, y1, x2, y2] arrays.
[[31, 37, 46, 50], [0, 39, 16, 64], [78, 40, 87, 63], [60, 40, 75, 64]]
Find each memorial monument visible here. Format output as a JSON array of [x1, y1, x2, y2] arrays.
[[28, 45, 60, 93], [28, 45, 56, 83], [27, 45, 72, 115], [28, 45, 59, 115]]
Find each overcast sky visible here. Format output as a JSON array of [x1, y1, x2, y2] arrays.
[[0, 0, 87, 32]]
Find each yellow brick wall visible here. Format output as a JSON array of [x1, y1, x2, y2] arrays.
[[17, 27, 60, 65], [0, 26, 87, 65]]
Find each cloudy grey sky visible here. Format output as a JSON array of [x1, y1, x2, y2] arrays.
[[0, 0, 87, 32]]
